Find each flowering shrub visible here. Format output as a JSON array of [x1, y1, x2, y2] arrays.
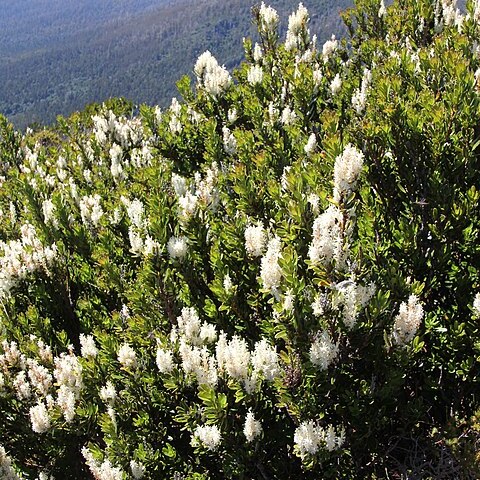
[[0, 0, 479, 478]]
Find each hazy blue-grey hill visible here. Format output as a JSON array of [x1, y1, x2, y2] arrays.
[[0, 0, 351, 129], [0, 0, 170, 55]]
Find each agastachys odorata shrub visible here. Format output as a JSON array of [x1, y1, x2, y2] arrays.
[[0, 0, 479, 478]]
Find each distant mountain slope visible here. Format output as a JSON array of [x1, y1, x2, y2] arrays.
[[0, 0, 170, 56], [0, 0, 351, 129]]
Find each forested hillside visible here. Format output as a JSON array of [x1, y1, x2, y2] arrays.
[[0, 0, 350, 129], [0, 0, 168, 55]]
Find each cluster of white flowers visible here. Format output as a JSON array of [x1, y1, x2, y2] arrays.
[[54, 155, 68, 183], [36, 339, 53, 364], [29, 401, 50, 433], [304, 133, 317, 156], [176, 307, 217, 345], [167, 236, 188, 260], [169, 96, 181, 116], [393, 295, 424, 345], [223, 273, 234, 292], [402, 37, 422, 73], [267, 102, 279, 124], [99, 381, 117, 405], [79, 334, 98, 359], [473, 292, 480, 316], [54, 353, 83, 396], [163, 304, 280, 392], [194, 51, 232, 97], [258, 2, 279, 33], [117, 343, 138, 369], [378, 0, 387, 18], [129, 145, 153, 169], [475, 68, 480, 89], [13, 371, 31, 400], [281, 105, 297, 125], [171, 173, 187, 197], [187, 106, 202, 125], [121, 197, 159, 256], [192, 424, 222, 451], [156, 347, 175, 374], [313, 67, 323, 87], [1, 340, 88, 428], [474, 0, 480, 23], [0, 224, 58, 298], [311, 293, 328, 317], [117, 117, 143, 147], [53, 352, 83, 421], [283, 290, 295, 312], [92, 111, 114, 146], [0, 445, 23, 480], [228, 108, 238, 123], [24, 145, 38, 169], [67, 177, 79, 205], [253, 43, 263, 62], [260, 236, 283, 293], [216, 334, 250, 380], [308, 205, 345, 267], [179, 340, 218, 386], [216, 334, 280, 388], [109, 143, 125, 181], [222, 126, 237, 155], [139, 234, 160, 257], [128, 229, 143, 255], [351, 68, 372, 114], [306, 193, 320, 215], [251, 339, 280, 381], [297, 41, 317, 64], [83, 168, 93, 184], [130, 460, 146, 479], [92, 110, 142, 149], [440, 0, 464, 29], [0, 341, 25, 371], [57, 384, 76, 422], [322, 35, 338, 62], [26, 358, 53, 396], [294, 421, 345, 457], [169, 307, 218, 386], [82, 447, 124, 480], [20, 146, 59, 190], [121, 196, 145, 229], [168, 97, 182, 134], [330, 73, 342, 96], [9, 202, 17, 224], [244, 410, 263, 442], [332, 281, 376, 329], [244, 223, 267, 257], [285, 3, 310, 51], [309, 331, 339, 370], [80, 194, 104, 228], [333, 144, 364, 201], [173, 165, 219, 221], [248, 65, 264, 85], [195, 162, 219, 208], [41, 198, 57, 227]]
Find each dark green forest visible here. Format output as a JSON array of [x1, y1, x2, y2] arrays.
[[0, 0, 349, 129]]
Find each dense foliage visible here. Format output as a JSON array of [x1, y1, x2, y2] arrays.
[[0, 0, 349, 130], [1, 0, 480, 478]]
